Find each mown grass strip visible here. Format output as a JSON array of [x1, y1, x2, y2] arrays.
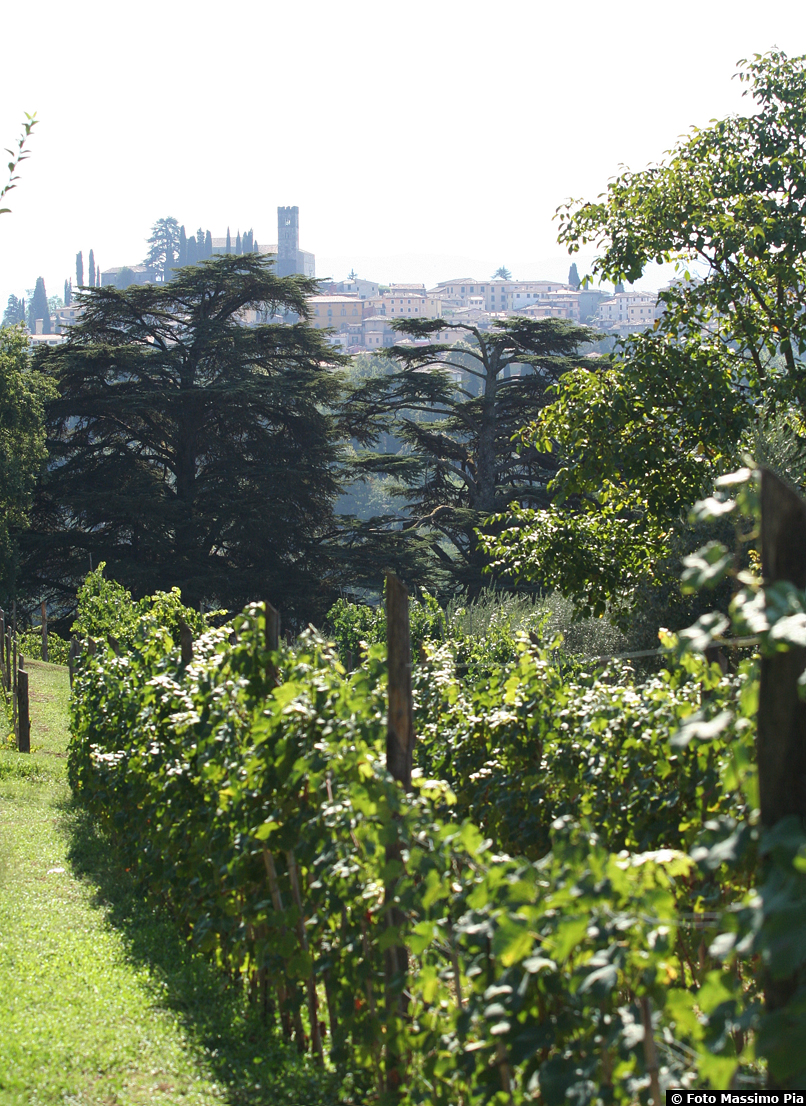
[[0, 661, 337, 1106]]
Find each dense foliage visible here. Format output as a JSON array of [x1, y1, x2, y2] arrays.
[[342, 317, 598, 592], [22, 255, 346, 622], [482, 50, 806, 625], [66, 509, 806, 1096], [0, 325, 55, 603]]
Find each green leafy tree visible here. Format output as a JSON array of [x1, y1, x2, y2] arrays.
[[342, 316, 597, 591], [144, 216, 180, 281], [76, 250, 83, 288], [0, 326, 55, 602], [23, 255, 347, 621], [0, 113, 37, 216], [485, 49, 806, 621]]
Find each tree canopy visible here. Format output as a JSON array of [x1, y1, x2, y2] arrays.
[[342, 316, 597, 591], [0, 325, 54, 603], [22, 254, 347, 621], [144, 216, 181, 281], [483, 49, 806, 621]]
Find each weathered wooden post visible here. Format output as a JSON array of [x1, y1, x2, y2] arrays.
[[266, 602, 280, 686], [11, 635, 18, 735], [757, 467, 806, 1087], [17, 667, 30, 753], [386, 574, 414, 789], [384, 573, 415, 1096], [67, 636, 80, 688], [41, 601, 48, 663], [178, 618, 193, 666]]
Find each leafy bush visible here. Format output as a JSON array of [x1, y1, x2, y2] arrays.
[[16, 628, 69, 665], [71, 563, 206, 649]]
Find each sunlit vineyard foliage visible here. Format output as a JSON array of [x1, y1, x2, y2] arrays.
[[67, 496, 806, 1100]]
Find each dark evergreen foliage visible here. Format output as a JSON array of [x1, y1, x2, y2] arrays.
[[178, 224, 187, 265], [145, 217, 180, 281], [186, 235, 197, 265], [23, 255, 348, 621], [2, 294, 25, 325], [76, 251, 83, 288], [88, 250, 96, 289], [30, 277, 51, 334], [235, 230, 241, 254], [568, 262, 580, 289], [205, 229, 212, 257], [196, 227, 205, 253], [225, 226, 231, 254], [342, 317, 598, 591]]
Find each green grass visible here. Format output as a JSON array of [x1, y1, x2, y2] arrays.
[[0, 661, 339, 1106]]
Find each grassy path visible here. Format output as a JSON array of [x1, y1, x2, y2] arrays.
[[0, 661, 336, 1106]]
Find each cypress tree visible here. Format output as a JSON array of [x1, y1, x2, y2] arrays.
[[205, 230, 212, 257], [196, 227, 204, 252], [568, 262, 580, 289], [187, 235, 198, 265], [226, 227, 231, 255], [96, 260, 100, 287], [64, 279, 69, 305], [236, 230, 242, 254], [31, 277, 51, 333], [88, 250, 96, 289], [254, 239, 259, 254], [76, 251, 84, 288], [178, 225, 187, 266]]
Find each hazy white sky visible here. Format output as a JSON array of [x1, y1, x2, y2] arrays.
[[2, 0, 805, 309]]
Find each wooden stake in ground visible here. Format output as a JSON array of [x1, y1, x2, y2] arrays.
[[17, 667, 30, 754], [384, 573, 415, 1096], [757, 468, 806, 1086], [41, 601, 48, 663], [386, 574, 414, 789], [265, 602, 280, 686]]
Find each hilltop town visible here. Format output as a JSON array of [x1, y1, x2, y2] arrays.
[[5, 205, 660, 351]]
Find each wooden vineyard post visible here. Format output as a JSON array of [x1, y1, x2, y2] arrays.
[[41, 601, 48, 663], [266, 602, 280, 685], [17, 667, 30, 753], [178, 618, 193, 666], [0, 610, 5, 690], [386, 574, 414, 788], [11, 634, 17, 736], [67, 636, 80, 688], [757, 467, 806, 1086], [384, 573, 415, 1096]]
